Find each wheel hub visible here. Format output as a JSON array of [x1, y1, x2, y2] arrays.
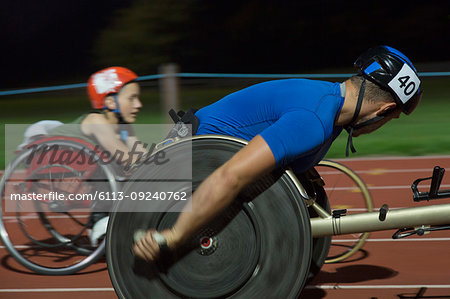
[[198, 236, 217, 255]]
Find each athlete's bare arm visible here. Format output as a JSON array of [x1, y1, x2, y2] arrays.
[[81, 113, 143, 164], [133, 134, 276, 261]]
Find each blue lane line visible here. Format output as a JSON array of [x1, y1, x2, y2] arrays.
[[0, 74, 165, 96], [1, 72, 449, 96], [0, 83, 87, 96], [176, 73, 355, 78], [136, 74, 165, 81], [420, 72, 450, 77]]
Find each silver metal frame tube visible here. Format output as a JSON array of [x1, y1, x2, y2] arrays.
[[311, 203, 450, 238]]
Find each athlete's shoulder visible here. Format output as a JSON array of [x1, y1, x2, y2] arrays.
[[82, 112, 109, 125]]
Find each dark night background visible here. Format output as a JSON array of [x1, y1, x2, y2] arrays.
[[0, 0, 449, 89]]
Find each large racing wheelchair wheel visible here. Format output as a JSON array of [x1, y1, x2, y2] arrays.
[[0, 137, 120, 275], [106, 135, 313, 299], [295, 168, 331, 280]]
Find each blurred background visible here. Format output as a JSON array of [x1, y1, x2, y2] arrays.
[[0, 0, 449, 167]]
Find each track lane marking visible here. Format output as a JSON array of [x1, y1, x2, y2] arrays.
[[306, 285, 450, 289], [2, 286, 450, 293], [326, 184, 450, 191], [1, 245, 35, 249], [331, 238, 450, 242], [3, 215, 89, 220], [316, 167, 449, 175], [0, 288, 114, 293], [332, 155, 450, 162]]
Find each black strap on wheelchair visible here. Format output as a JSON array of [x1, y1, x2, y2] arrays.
[[165, 108, 200, 141], [159, 108, 200, 145], [169, 108, 200, 134], [169, 109, 181, 123]]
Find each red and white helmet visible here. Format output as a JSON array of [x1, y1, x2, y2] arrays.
[[87, 67, 138, 109]]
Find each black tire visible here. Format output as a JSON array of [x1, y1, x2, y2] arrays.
[[106, 135, 312, 298], [0, 139, 118, 275]]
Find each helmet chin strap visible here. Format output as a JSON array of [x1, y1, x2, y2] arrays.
[[106, 94, 130, 142], [345, 115, 387, 156], [344, 78, 390, 156], [344, 78, 366, 157], [108, 94, 129, 125]]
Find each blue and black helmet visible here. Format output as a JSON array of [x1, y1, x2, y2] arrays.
[[354, 45, 423, 115]]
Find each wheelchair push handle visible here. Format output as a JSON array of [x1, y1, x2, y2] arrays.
[[412, 166, 450, 202]]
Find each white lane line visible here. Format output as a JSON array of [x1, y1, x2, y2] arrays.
[[1, 245, 33, 249], [332, 155, 450, 162], [0, 288, 114, 293], [3, 215, 89, 220], [332, 238, 450, 243], [1, 285, 449, 293], [320, 168, 443, 175], [325, 184, 450, 191], [306, 284, 450, 289]]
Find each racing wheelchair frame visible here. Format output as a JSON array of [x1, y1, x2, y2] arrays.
[[106, 135, 450, 299], [0, 135, 123, 275]]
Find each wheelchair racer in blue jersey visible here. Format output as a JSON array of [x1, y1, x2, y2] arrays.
[[134, 45, 423, 261]]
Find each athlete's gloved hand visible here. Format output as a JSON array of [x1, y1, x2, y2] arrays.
[[133, 229, 177, 262]]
